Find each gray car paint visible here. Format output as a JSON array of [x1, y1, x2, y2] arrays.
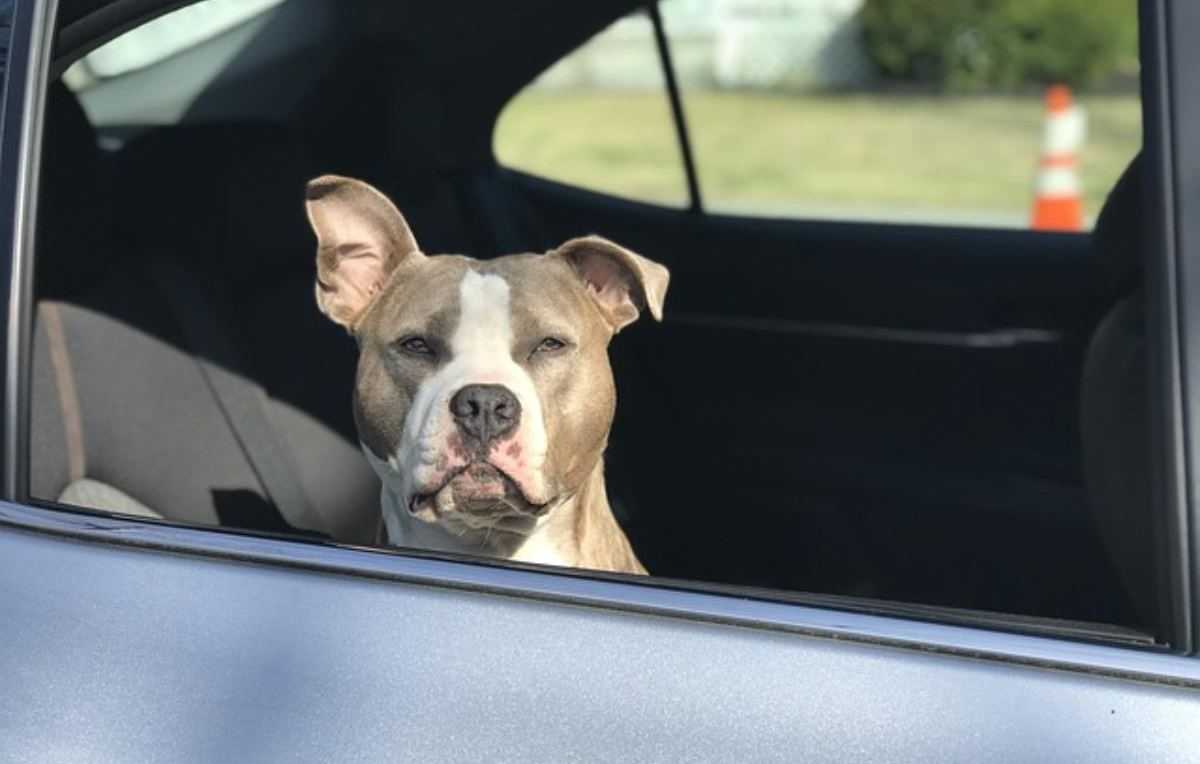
[[2, 517, 1199, 763]]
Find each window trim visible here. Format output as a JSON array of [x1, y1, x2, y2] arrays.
[[0, 0, 54, 502], [1151, 0, 1200, 650]]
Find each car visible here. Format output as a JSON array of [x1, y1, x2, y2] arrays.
[[1, 0, 1198, 760]]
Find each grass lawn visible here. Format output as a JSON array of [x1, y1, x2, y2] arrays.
[[495, 91, 1141, 226]]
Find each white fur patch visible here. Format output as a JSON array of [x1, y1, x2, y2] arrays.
[[455, 270, 513, 367], [511, 510, 577, 568], [372, 269, 551, 552]]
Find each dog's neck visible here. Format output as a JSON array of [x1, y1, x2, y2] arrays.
[[379, 458, 644, 573]]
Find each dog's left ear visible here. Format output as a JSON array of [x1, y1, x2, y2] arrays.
[[553, 236, 669, 332]]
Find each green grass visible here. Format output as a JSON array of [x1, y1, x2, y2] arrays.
[[495, 90, 1141, 225]]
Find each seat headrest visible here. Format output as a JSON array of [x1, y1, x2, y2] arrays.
[[1092, 151, 1144, 296], [37, 81, 113, 297], [1082, 150, 1156, 630], [114, 125, 318, 291]]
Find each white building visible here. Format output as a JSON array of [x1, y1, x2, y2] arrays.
[[534, 0, 873, 92]]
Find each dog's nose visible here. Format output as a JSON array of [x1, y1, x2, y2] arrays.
[[450, 384, 521, 446]]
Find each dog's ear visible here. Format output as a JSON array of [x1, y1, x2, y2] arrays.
[[305, 175, 423, 329], [552, 236, 669, 332]]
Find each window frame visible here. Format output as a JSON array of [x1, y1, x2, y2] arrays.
[[0, 0, 1194, 679], [1147, 0, 1200, 650]]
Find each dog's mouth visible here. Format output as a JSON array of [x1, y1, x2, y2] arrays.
[[409, 462, 551, 524]]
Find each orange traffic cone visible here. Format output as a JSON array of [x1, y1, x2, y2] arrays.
[[1031, 85, 1086, 231]]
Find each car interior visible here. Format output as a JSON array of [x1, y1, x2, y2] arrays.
[[29, 0, 1160, 643]]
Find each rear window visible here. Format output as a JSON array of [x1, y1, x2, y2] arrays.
[[61, 0, 286, 127], [494, 12, 690, 208], [497, 0, 1141, 230]]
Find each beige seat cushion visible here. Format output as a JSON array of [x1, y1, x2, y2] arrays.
[[59, 478, 162, 519]]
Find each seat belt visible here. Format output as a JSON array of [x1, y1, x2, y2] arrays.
[[150, 258, 328, 535]]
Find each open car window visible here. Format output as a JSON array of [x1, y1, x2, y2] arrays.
[[23, 0, 1180, 652]]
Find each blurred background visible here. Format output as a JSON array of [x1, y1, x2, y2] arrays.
[[495, 0, 1141, 229]]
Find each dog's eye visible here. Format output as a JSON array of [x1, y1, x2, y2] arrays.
[[534, 337, 567, 354], [396, 336, 434, 357]]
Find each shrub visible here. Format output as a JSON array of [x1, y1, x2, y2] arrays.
[[860, 0, 1137, 91]]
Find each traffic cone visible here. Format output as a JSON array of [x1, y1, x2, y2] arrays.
[[1031, 85, 1086, 231]]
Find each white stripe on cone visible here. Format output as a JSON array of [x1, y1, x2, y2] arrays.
[[1036, 166, 1081, 197], [1043, 105, 1086, 156]]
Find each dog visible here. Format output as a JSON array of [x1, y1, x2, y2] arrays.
[[305, 175, 668, 574]]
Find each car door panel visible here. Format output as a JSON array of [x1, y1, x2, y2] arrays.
[[1, 520, 1198, 763]]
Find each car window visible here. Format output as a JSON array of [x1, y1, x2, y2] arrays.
[[24, 0, 1176, 648], [66, 0, 284, 82], [494, 12, 690, 208], [498, 1, 1140, 231], [667, 0, 1140, 229], [61, 0, 286, 127]]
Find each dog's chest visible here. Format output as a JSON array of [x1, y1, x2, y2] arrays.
[[510, 528, 576, 568]]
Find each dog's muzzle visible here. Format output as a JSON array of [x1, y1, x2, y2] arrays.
[[450, 384, 521, 453], [409, 462, 550, 522], [406, 382, 550, 529]]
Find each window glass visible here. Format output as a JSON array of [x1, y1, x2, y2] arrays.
[[60, 0, 286, 127], [494, 13, 689, 207], [662, 0, 1140, 229], [64, 0, 284, 84]]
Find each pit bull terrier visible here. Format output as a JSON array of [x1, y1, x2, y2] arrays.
[[305, 175, 669, 574]]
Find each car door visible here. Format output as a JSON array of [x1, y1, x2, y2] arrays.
[[1, 1, 1198, 762]]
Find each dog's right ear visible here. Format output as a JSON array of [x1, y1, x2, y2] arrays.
[[305, 175, 423, 329]]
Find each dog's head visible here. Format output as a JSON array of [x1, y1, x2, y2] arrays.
[[305, 175, 669, 540]]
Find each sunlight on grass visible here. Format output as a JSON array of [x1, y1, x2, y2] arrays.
[[495, 91, 1141, 227]]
